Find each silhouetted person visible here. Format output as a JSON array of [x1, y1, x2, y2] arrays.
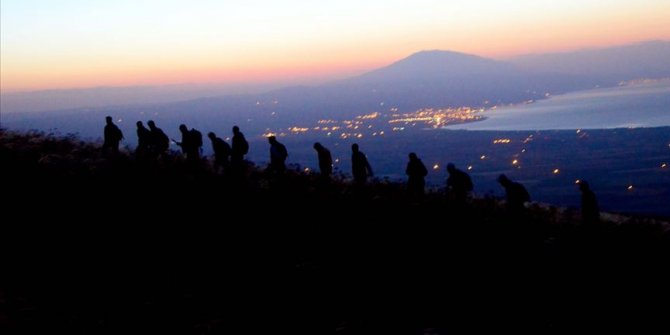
[[313, 142, 333, 179], [351, 143, 373, 185], [147, 120, 169, 158], [267, 136, 288, 174], [497, 174, 530, 215], [173, 124, 201, 163], [579, 181, 600, 223], [230, 126, 249, 168], [208, 132, 231, 174], [135, 121, 151, 157], [406, 152, 428, 198], [102, 116, 123, 156], [446, 163, 473, 207]]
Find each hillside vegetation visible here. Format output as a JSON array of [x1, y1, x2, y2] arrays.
[[1, 129, 669, 333]]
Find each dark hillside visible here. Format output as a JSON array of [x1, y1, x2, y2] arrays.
[[1, 130, 669, 333]]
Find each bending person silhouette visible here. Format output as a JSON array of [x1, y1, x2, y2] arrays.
[[102, 116, 123, 156], [208, 132, 231, 174], [446, 163, 473, 207], [497, 174, 530, 215], [173, 124, 201, 163], [406, 153, 428, 198], [230, 126, 249, 176], [313, 142, 333, 179], [147, 120, 169, 158], [578, 180, 600, 223], [267, 136, 288, 174], [351, 143, 373, 186], [135, 121, 151, 157]]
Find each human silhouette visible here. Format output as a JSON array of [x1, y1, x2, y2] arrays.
[[231, 126, 248, 169], [135, 121, 151, 157], [313, 142, 333, 179], [173, 124, 201, 163], [147, 120, 169, 158], [578, 181, 600, 223], [208, 132, 231, 174], [497, 174, 530, 215], [446, 163, 473, 207], [351, 143, 373, 185], [406, 152, 428, 198], [267, 136, 288, 174], [102, 116, 123, 156]]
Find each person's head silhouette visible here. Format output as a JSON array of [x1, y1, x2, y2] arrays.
[[448, 163, 457, 172], [497, 174, 510, 186]]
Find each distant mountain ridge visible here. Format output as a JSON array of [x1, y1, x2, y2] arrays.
[[509, 40, 670, 77], [3, 40, 670, 136]]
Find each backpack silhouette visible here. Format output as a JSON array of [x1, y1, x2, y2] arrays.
[[191, 129, 203, 147]]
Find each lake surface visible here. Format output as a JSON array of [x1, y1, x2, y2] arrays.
[[447, 81, 670, 130]]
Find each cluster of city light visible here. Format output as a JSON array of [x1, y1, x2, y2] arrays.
[[289, 127, 309, 133], [261, 106, 486, 140], [339, 133, 364, 139], [311, 126, 341, 131], [356, 112, 381, 120], [387, 107, 484, 128]]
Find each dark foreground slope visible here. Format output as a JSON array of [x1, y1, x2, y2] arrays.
[[1, 130, 669, 334]]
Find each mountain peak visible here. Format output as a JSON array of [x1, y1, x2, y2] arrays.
[[359, 49, 510, 80]]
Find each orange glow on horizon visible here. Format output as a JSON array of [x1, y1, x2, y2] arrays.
[[2, 1, 669, 92]]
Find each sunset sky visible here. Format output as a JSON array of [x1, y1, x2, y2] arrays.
[[2, 0, 669, 92]]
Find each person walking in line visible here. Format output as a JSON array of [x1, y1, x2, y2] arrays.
[[230, 125, 249, 177], [446, 163, 473, 207], [578, 180, 600, 223], [267, 135, 288, 174], [497, 174, 530, 215], [351, 143, 373, 186], [173, 124, 202, 163], [147, 120, 169, 158], [406, 152, 428, 199], [102, 116, 123, 156], [135, 121, 151, 157], [313, 142, 333, 179], [208, 132, 231, 174]]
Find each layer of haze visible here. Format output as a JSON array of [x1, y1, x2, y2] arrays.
[[2, 0, 670, 93]]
